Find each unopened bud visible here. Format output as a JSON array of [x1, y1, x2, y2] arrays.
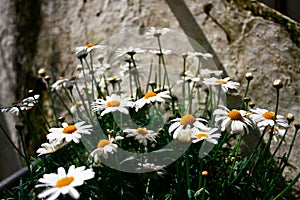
[[273, 79, 283, 89], [286, 113, 295, 124], [245, 72, 253, 81]]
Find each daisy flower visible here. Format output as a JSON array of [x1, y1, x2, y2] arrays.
[[250, 108, 289, 129], [203, 77, 240, 92], [144, 27, 170, 39], [115, 46, 146, 58], [36, 141, 66, 156], [91, 94, 134, 116], [74, 43, 105, 59], [187, 51, 213, 60], [51, 78, 71, 90], [47, 121, 93, 144], [124, 127, 159, 146], [135, 91, 171, 111], [213, 105, 253, 134], [169, 114, 208, 140], [89, 136, 121, 161], [1, 95, 40, 115], [192, 127, 221, 144], [35, 165, 95, 200]]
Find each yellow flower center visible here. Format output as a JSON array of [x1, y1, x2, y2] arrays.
[[86, 43, 95, 48], [144, 91, 157, 99], [263, 111, 275, 120], [106, 100, 121, 107], [135, 128, 148, 135], [180, 114, 196, 126], [56, 176, 75, 188], [196, 132, 208, 139], [228, 110, 243, 121], [97, 139, 110, 148], [62, 125, 77, 134], [215, 79, 227, 84]]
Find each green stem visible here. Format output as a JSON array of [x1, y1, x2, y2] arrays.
[[0, 123, 26, 160], [286, 127, 299, 161], [47, 81, 58, 126], [227, 135, 243, 182], [273, 172, 300, 200], [185, 151, 192, 199]]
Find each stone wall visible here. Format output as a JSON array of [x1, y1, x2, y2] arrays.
[[0, 0, 299, 185]]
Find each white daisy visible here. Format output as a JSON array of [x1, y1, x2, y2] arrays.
[[47, 121, 93, 144], [192, 127, 221, 144], [250, 108, 289, 129], [144, 27, 170, 39], [169, 114, 208, 140], [89, 137, 120, 161], [36, 141, 66, 157], [272, 125, 287, 142], [187, 51, 213, 60], [1, 95, 40, 115], [51, 78, 71, 90], [124, 127, 159, 146], [75, 43, 105, 59], [135, 91, 171, 111], [115, 47, 146, 58], [91, 94, 134, 116], [35, 165, 94, 200], [203, 77, 240, 92], [213, 105, 253, 134]]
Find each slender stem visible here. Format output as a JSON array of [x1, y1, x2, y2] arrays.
[[227, 135, 243, 181], [0, 123, 26, 160], [286, 127, 299, 161], [47, 81, 58, 126], [273, 172, 300, 200], [185, 151, 192, 199]]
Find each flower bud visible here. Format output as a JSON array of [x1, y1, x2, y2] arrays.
[[286, 113, 294, 124], [202, 171, 209, 176], [245, 72, 253, 81], [15, 122, 25, 131], [38, 68, 46, 77], [273, 79, 283, 89]]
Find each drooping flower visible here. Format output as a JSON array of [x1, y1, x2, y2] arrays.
[[135, 91, 171, 111], [47, 121, 93, 144], [203, 77, 240, 92], [51, 78, 71, 90], [1, 95, 40, 115], [192, 127, 221, 144], [144, 27, 170, 39], [36, 141, 66, 157], [115, 47, 146, 58], [35, 165, 94, 200], [89, 136, 121, 161], [213, 105, 253, 134], [124, 127, 159, 146], [169, 114, 208, 139], [91, 94, 134, 116]]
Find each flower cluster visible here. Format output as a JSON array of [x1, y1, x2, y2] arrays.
[[0, 27, 297, 200]]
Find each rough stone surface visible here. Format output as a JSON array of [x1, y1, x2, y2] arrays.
[[0, 0, 299, 193]]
